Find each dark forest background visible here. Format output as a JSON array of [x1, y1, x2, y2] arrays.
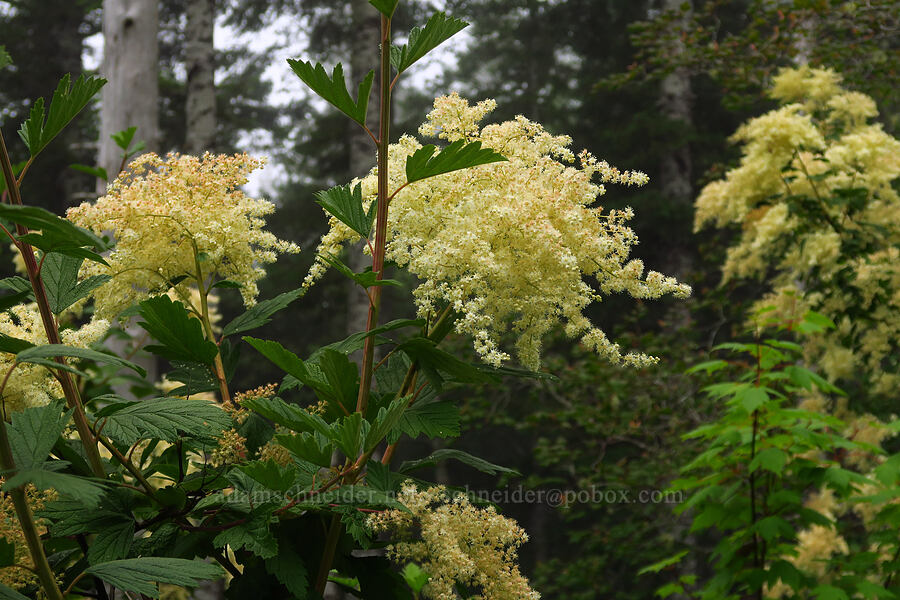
[[1, 1, 897, 597]]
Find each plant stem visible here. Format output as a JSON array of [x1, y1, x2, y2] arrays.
[[96, 434, 159, 502], [355, 12, 392, 416], [750, 340, 762, 599], [0, 128, 106, 479], [0, 415, 65, 600], [315, 514, 343, 595], [192, 243, 232, 406]]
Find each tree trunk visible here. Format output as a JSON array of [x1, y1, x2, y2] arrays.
[[99, 0, 160, 400], [185, 0, 216, 154], [657, 0, 694, 283], [98, 0, 160, 187], [658, 0, 693, 210], [658, 3, 697, 594]]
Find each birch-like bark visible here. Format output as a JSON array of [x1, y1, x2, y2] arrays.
[[99, 0, 160, 396], [658, 0, 693, 210], [98, 0, 159, 189], [185, 0, 216, 154]]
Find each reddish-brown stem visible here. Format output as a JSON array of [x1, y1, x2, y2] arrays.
[[0, 221, 16, 243], [387, 180, 411, 203], [0, 403, 65, 600], [355, 14, 393, 417], [0, 362, 20, 398], [362, 125, 379, 146], [0, 128, 106, 479], [36, 250, 47, 278]]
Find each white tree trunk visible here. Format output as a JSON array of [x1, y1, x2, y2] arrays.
[[658, 0, 693, 208], [185, 0, 216, 154], [98, 0, 159, 188], [99, 0, 160, 399]]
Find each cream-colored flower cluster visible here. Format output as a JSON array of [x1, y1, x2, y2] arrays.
[[0, 483, 56, 590], [766, 488, 849, 598], [67, 152, 300, 319], [0, 305, 109, 413], [695, 66, 900, 393], [764, 393, 898, 596], [307, 93, 689, 368], [368, 483, 540, 600]]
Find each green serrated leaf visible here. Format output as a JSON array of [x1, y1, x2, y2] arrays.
[[87, 520, 134, 565], [812, 585, 850, 600], [368, 0, 399, 17], [365, 395, 409, 452], [276, 431, 333, 467], [735, 386, 769, 413], [3, 470, 105, 506], [287, 60, 375, 126], [111, 126, 137, 151], [0, 582, 29, 600], [406, 139, 506, 184], [98, 397, 230, 445], [392, 12, 468, 74], [18, 74, 106, 158], [317, 348, 359, 413], [210, 279, 242, 289], [0, 276, 32, 295], [685, 359, 729, 375], [19, 231, 109, 265], [242, 338, 348, 413], [167, 360, 219, 395], [0, 46, 11, 70], [313, 318, 424, 358], [398, 337, 495, 388], [17, 344, 146, 377], [0, 334, 33, 355], [238, 460, 297, 493], [332, 412, 369, 457], [41, 252, 110, 313], [318, 253, 401, 289], [7, 400, 69, 469], [264, 540, 309, 598], [38, 498, 122, 536], [749, 447, 788, 475], [637, 550, 688, 575], [390, 398, 459, 443], [0, 204, 106, 254], [314, 183, 374, 238], [243, 395, 333, 439], [364, 461, 404, 493], [222, 288, 303, 337], [401, 563, 429, 594], [213, 513, 278, 559], [0, 291, 31, 313], [138, 295, 218, 364], [399, 448, 519, 476], [86, 558, 224, 598], [69, 163, 108, 182], [300, 485, 403, 510]]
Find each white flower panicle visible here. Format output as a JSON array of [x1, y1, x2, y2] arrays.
[[307, 93, 689, 369], [694, 66, 900, 392], [0, 304, 109, 413], [368, 483, 540, 600], [67, 152, 300, 319]]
